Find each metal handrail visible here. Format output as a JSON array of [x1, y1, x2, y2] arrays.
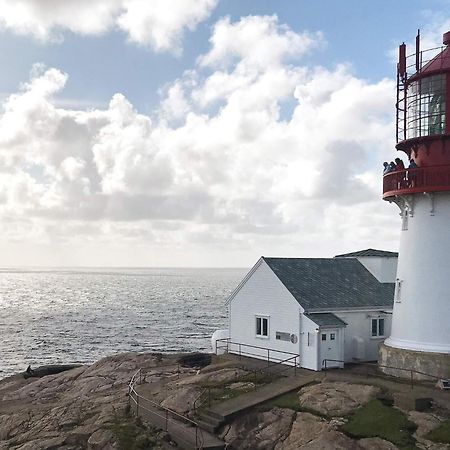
[[321, 359, 443, 389], [216, 338, 300, 356], [215, 338, 300, 374], [128, 368, 204, 449], [193, 351, 299, 413], [383, 165, 450, 197]]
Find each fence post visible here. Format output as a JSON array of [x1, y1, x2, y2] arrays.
[[215, 339, 218, 355], [267, 349, 270, 366]]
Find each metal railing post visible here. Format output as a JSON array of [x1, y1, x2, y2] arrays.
[[267, 348, 270, 366], [215, 338, 218, 355]]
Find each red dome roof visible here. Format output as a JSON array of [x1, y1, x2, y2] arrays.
[[409, 32, 450, 81]]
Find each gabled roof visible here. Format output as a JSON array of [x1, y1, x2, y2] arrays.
[[262, 257, 394, 311], [334, 248, 398, 258], [306, 313, 347, 328]]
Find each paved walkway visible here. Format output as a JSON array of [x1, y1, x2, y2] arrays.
[[207, 373, 320, 420]]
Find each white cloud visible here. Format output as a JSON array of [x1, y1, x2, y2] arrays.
[[199, 15, 324, 69], [0, 0, 218, 53], [0, 15, 401, 266], [117, 0, 218, 53]]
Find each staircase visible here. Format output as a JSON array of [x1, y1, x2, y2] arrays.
[[194, 374, 319, 435], [194, 409, 224, 434]]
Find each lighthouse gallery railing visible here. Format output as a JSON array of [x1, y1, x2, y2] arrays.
[[383, 165, 450, 197]]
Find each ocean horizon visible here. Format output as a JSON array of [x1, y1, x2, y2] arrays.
[[0, 267, 246, 379]]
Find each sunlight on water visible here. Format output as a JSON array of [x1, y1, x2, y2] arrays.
[[0, 267, 245, 378]]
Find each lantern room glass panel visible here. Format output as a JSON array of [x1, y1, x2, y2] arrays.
[[406, 74, 446, 138]]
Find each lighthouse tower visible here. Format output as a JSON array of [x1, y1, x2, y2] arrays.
[[380, 31, 450, 379]]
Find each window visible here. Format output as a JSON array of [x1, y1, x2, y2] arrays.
[[371, 318, 385, 337], [256, 316, 269, 338], [402, 212, 408, 231], [330, 333, 336, 341], [321, 333, 327, 341], [395, 279, 402, 303], [407, 74, 446, 139]]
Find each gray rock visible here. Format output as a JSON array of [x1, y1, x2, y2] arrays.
[[87, 429, 115, 449], [298, 382, 380, 416], [358, 437, 399, 449], [222, 407, 295, 449]]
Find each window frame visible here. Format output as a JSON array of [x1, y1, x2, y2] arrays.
[[395, 279, 402, 303], [371, 317, 385, 338], [255, 315, 270, 339]]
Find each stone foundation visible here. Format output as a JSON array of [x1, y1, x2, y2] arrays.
[[379, 343, 450, 381]]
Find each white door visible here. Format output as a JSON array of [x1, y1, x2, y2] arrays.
[[320, 329, 341, 368]]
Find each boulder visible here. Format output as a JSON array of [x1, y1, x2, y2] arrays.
[[221, 407, 295, 449], [276, 412, 360, 450], [87, 429, 115, 449], [160, 386, 203, 414], [298, 382, 380, 416], [358, 437, 399, 449]]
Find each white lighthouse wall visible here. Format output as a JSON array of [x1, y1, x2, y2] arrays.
[[229, 260, 302, 363], [387, 193, 450, 353], [334, 311, 392, 361], [355, 257, 398, 283]]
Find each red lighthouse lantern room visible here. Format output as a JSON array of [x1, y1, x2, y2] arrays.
[[383, 31, 450, 197]]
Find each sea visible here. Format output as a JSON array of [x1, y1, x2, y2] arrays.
[[0, 267, 246, 379]]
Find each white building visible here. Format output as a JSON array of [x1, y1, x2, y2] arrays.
[[217, 249, 397, 371]]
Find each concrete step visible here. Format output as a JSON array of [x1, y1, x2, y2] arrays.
[[194, 417, 219, 434], [208, 374, 319, 422], [197, 409, 224, 424]]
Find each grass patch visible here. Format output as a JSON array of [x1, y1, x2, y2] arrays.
[[342, 399, 417, 449], [260, 391, 302, 411], [197, 370, 280, 407], [425, 420, 450, 444], [109, 414, 159, 450]]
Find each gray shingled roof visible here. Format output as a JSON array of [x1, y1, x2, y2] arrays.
[[334, 249, 398, 258], [262, 257, 394, 311], [306, 313, 347, 327]]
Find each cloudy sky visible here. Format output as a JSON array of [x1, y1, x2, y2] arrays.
[[0, 0, 449, 267]]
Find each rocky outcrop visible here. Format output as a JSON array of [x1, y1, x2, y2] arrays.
[[298, 382, 380, 416], [275, 412, 360, 450], [220, 407, 296, 449], [408, 411, 449, 450], [0, 352, 184, 449]]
